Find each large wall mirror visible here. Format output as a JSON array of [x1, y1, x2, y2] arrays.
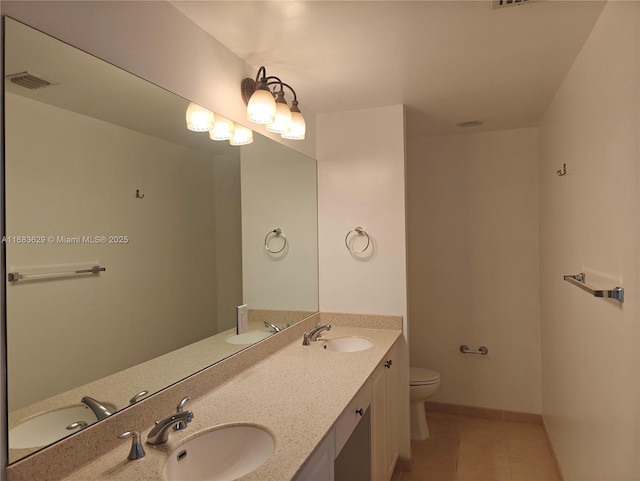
[[2, 17, 318, 463]]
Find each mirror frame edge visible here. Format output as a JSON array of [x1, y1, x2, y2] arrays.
[[1, 14, 9, 481]]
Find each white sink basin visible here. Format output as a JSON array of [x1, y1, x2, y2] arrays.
[[163, 424, 274, 481], [322, 337, 373, 352], [9, 405, 102, 449]]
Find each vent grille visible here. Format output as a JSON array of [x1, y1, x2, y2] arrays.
[[492, 0, 530, 9], [6, 71, 59, 90]]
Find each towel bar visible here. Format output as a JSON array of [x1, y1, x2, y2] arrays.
[[563, 273, 624, 303], [8, 265, 106, 282]]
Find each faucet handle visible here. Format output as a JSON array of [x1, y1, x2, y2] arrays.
[[175, 396, 190, 430], [66, 421, 88, 431], [118, 431, 145, 460], [129, 390, 149, 405]]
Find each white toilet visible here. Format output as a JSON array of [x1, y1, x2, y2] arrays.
[[409, 367, 441, 440]]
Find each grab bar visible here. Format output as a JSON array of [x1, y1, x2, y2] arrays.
[[8, 265, 106, 282], [563, 273, 624, 303], [460, 345, 488, 355]]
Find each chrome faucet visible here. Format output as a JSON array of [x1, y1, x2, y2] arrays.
[[264, 321, 282, 333], [175, 396, 190, 430], [81, 396, 113, 420], [147, 410, 193, 445], [302, 324, 332, 345]]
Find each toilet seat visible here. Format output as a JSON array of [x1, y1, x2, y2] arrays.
[[410, 367, 440, 386]]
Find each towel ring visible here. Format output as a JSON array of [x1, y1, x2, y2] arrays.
[[345, 226, 371, 254], [265, 228, 287, 254]]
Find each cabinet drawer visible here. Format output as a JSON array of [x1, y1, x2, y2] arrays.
[[335, 382, 372, 456]]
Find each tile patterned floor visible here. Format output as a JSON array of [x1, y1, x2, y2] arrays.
[[392, 411, 561, 481]]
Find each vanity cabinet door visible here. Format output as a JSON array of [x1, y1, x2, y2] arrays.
[[371, 340, 401, 481], [371, 362, 388, 481], [385, 341, 400, 479]]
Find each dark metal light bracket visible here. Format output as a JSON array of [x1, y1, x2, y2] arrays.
[[241, 78, 256, 106]]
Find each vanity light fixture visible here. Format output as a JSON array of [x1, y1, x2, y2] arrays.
[[242, 66, 306, 140], [185, 102, 215, 132], [184, 103, 253, 145], [209, 115, 235, 141]]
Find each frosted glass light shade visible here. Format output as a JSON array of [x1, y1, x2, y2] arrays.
[[229, 125, 254, 146], [186, 102, 214, 132], [266, 100, 293, 134], [209, 116, 235, 141], [247, 88, 276, 124], [282, 110, 306, 140]]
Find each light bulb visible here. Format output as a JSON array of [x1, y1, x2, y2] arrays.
[[230, 125, 254, 146], [282, 101, 306, 140], [209, 116, 235, 141], [186, 102, 214, 132], [266, 92, 292, 134], [246, 79, 276, 124]]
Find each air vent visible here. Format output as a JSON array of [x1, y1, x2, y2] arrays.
[[492, 0, 530, 9], [5, 71, 59, 90]]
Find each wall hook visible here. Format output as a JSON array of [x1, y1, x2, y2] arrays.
[[136, 189, 145, 199], [556, 163, 566, 176]]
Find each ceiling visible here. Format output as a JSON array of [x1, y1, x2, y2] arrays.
[[171, 0, 605, 138]]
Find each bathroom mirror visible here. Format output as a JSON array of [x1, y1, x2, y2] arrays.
[[2, 17, 318, 463]]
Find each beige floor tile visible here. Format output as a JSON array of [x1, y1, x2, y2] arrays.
[[505, 423, 554, 462], [407, 411, 559, 481], [510, 457, 560, 481], [456, 443, 511, 481], [412, 445, 458, 470], [401, 467, 457, 481]]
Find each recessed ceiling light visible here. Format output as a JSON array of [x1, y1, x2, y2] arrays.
[[456, 120, 485, 128]]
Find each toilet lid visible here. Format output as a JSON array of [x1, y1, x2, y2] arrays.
[[410, 367, 440, 386]]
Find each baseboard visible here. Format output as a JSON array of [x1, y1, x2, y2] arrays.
[[424, 401, 543, 424], [542, 418, 565, 481]]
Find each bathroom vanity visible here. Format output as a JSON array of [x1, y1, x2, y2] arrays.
[[297, 336, 401, 481], [7, 313, 405, 481]]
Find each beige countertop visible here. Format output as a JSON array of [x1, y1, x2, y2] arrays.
[[58, 325, 402, 481], [8, 321, 277, 463]]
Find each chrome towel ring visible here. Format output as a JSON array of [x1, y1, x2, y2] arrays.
[[264, 228, 287, 254], [345, 226, 370, 254]]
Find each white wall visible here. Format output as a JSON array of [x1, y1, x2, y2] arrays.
[[214, 154, 243, 332], [538, 2, 640, 480], [407, 128, 542, 414], [317, 105, 407, 320], [4, 93, 230, 410], [316, 104, 410, 458], [241, 134, 318, 312]]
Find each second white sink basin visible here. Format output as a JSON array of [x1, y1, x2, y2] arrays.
[[163, 424, 274, 481], [9, 405, 102, 449], [322, 337, 373, 352]]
